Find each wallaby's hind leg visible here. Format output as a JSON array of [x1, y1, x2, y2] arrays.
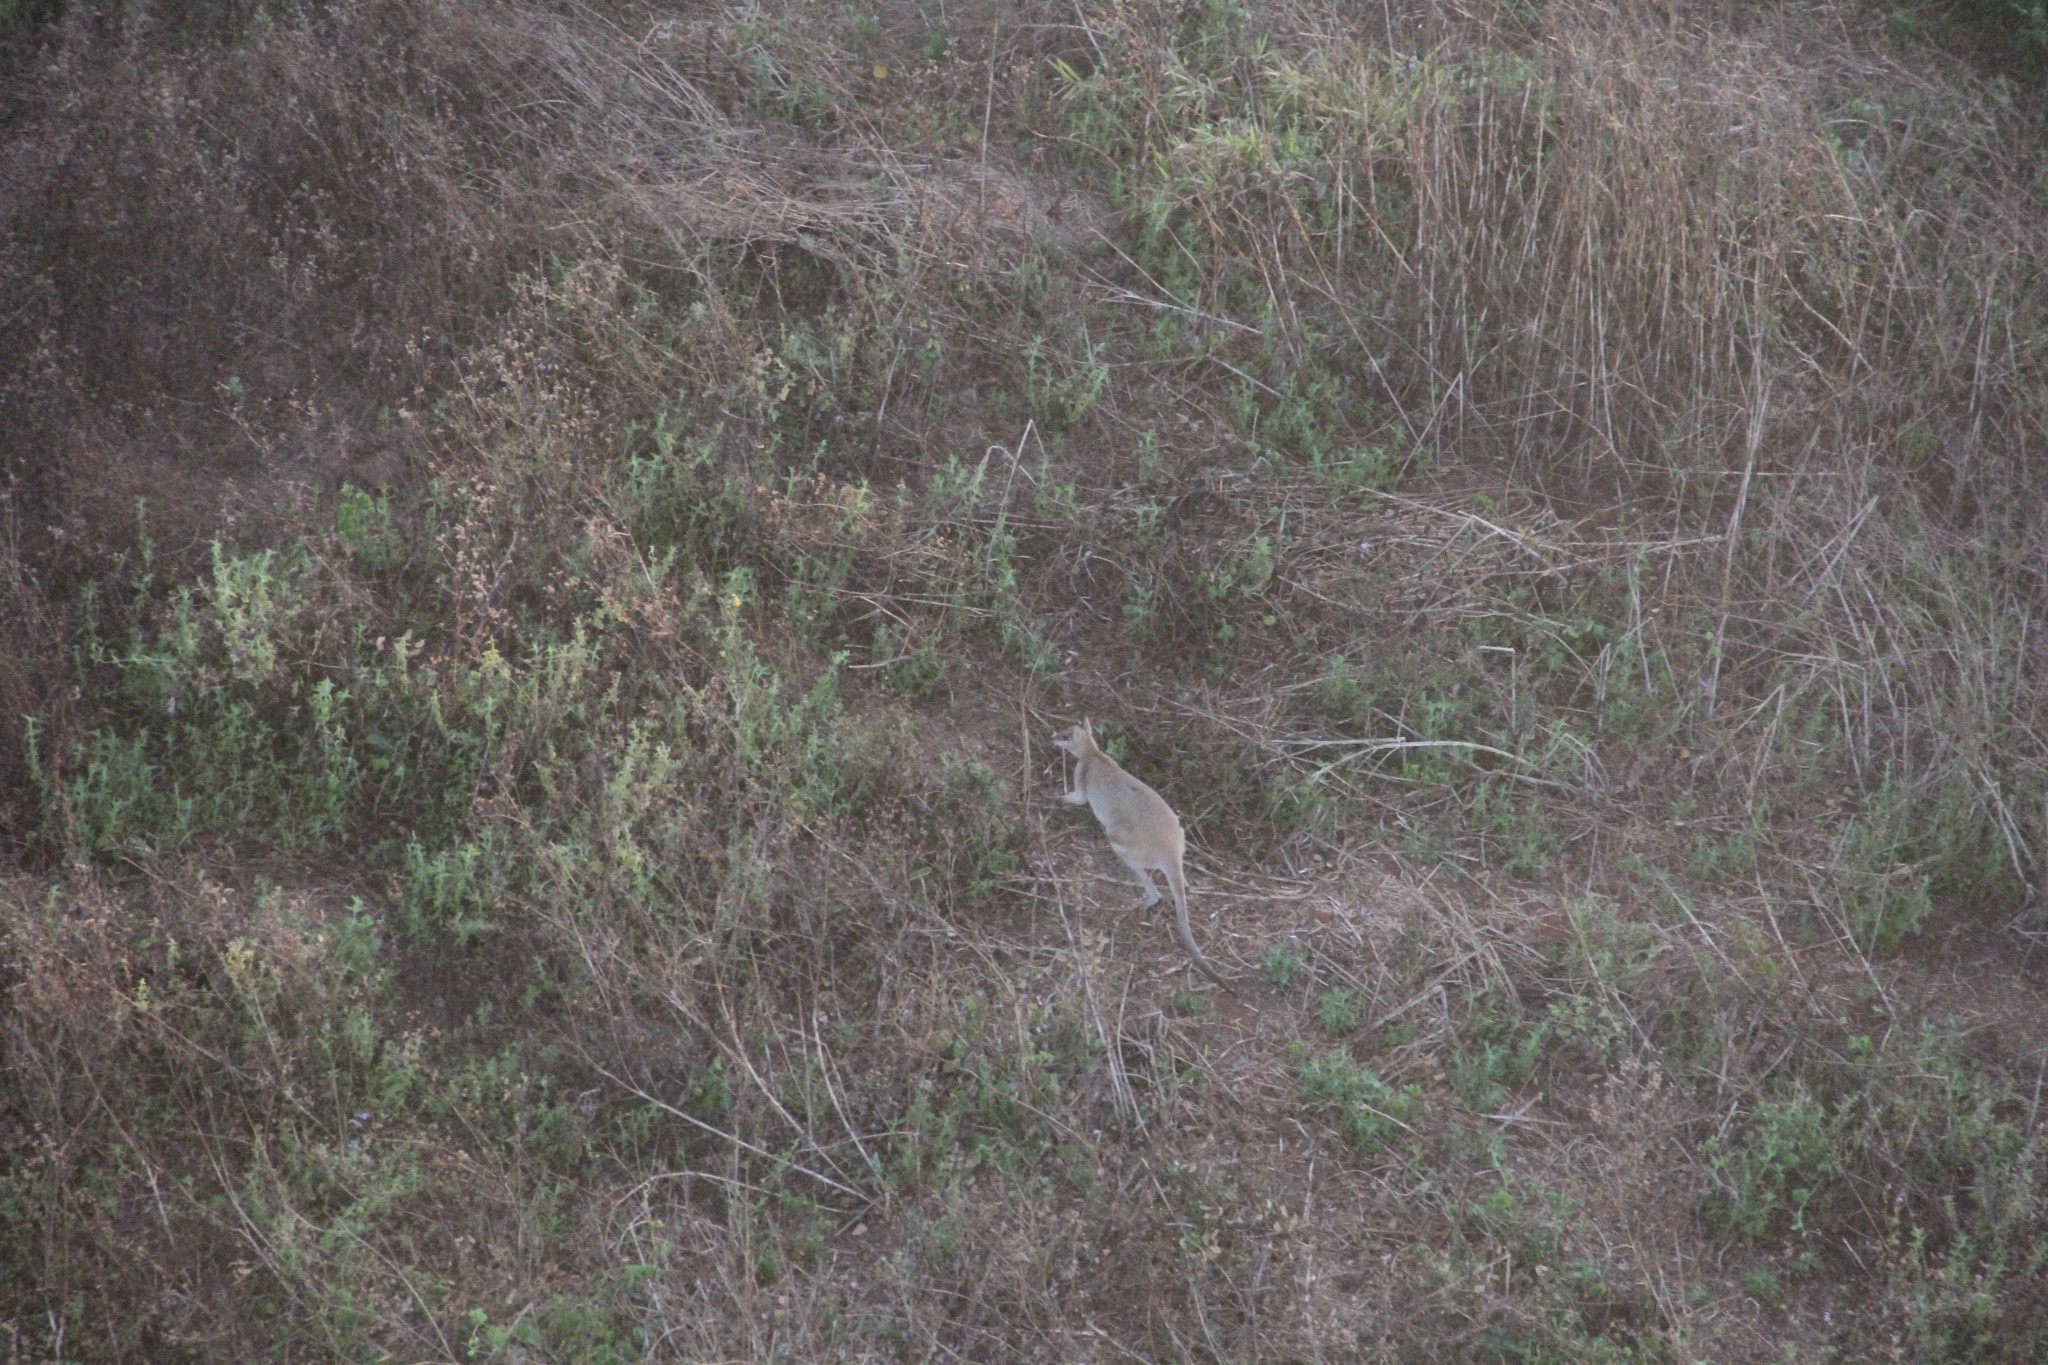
[[1111, 846, 1164, 906]]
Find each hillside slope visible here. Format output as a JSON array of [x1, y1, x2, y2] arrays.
[[4, 2, 2046, 1360]]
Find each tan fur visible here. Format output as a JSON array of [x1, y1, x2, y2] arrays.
[[1054, 719, 1226, 989]]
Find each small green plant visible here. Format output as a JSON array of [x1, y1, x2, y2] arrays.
[[873, 618, 949, 697], [1263, 770, 1340, 835], [209, 540, 310, 682], [1135, 428, 1165, 485], [63, 729, 179, 854], [1834, 778, 1937, 952], [1022, 330, 1110, 432], [1122, 580, 1155, 640], [1316, 987, 1360, 1038], [932, 752, 1023, 901], [1685, 819, 1758, 884], [400, 835, 505, 944], [1442, 981, 1552, 1115], [1701, 1083, 1847, 1242], [1316, 653, 1375, 726], [620, 413, 749, 565], [1298, 1049, 1418, 1156], [335, 482, 399, 571], [1260, 938, 1306, 988], [1469, 779, 1555, 879], [1309, 442, 1399, 491], [1128, 499, 1165, 546], [1201, 531, 1277, 649], [998, 612, 1062, 678]]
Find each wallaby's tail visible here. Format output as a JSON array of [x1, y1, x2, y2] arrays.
[[1166, 861, 1230, 992]]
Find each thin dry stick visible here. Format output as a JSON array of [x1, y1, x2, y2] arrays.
[[808, 1012, 885, 1182], [1281, 735, 1580, 793], [687, 974, 869, 1192], [978, 26, 996, 219], [1369, 949, 1481, 1032], [1706, 324, 1765, 727], [588, 1059, 868, 1203], [1054, 871, 1145, 1131]]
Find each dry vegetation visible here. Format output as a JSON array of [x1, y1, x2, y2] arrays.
[[4, 0, 2048, 1360]]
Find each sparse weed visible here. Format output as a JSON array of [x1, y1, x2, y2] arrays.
[[1260, 938, 1306, 989], [1298, 1048, 1419, 1157], [873, 617, 949, 697], [1702, 1082, 1848, 1242], [401, 834, 506, 945], [1834, 774, 1940, 952], [1316, 987, 1361, 1038], [335, 482, 400, 571], [1022, 329, 1110, 433], [1264, 768, 1343, 836], [930, 752, 1023, 902], [1315, 653, 1376, 727], [1121, 579, 1156, 640], [1469, 779, 1555, 879], [1448, 989, 1550, 1114], [1309, 441, 1402, 492]]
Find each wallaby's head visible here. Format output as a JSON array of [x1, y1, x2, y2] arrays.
[[1053, 718, 1099, 758]]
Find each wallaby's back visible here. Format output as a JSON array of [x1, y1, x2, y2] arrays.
[[1069, 731, 1180, 850]]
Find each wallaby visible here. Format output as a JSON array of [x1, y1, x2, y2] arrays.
[[1054, 719, 1227, 989]]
